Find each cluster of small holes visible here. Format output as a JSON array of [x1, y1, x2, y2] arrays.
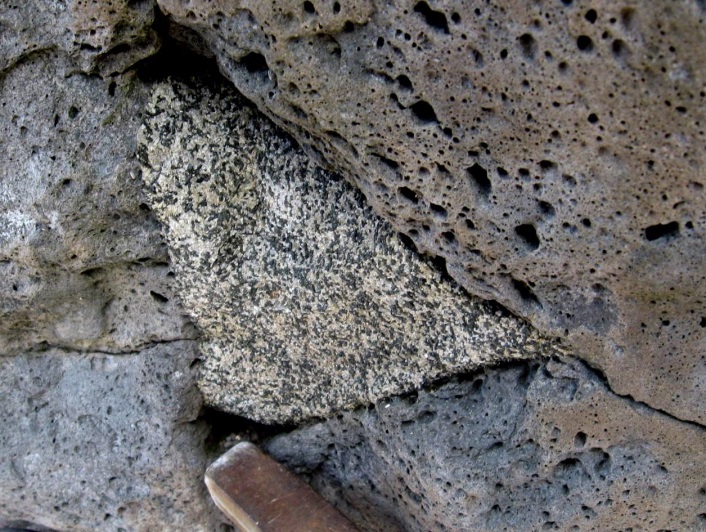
[[276, 360, 702, 531], [192, 0, 706, 421]]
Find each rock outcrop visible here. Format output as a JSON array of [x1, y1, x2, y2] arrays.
[[138, 78, 564, 424], [0, 53, 195, 357], [0, 30, 218, 531], [156, 0, 706, 425], [2, 1, 706, 530], [0, 0, 158, 76]]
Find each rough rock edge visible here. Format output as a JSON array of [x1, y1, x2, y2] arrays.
[[265, 355, 706, 531]]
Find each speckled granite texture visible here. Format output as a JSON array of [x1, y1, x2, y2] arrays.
[[138, 78, 564, 424], [156, 0, 706, 425]]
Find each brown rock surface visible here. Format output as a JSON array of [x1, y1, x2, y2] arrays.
[[0, 0, 159, 75], [156, 0, 706, 424]]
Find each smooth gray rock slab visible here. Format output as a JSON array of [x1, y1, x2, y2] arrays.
[[267, 358, 706, 531], [138, 78, 564, 424], [0, 341, 229, 532], [157, 0, 706, 424]]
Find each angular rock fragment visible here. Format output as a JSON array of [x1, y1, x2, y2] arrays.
[[139, 78, 564, 424]]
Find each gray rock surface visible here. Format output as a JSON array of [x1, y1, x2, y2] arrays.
[[2, 2, 706, 530], [0, 53, 196, 356], [267, 358, 706, 531], [138, 78, 564, 424], [0, 341, 229, 532], [0, 0, 159, 76], [0, 25, 215, 530], [157, 0, 706, 424]]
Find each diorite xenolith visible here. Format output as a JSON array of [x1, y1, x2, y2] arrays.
[[138, 78, 564, 423], [157, 0, 706, 424]]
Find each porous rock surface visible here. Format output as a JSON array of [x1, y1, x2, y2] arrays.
[[0, 341, 229, 532], [0, 53, 196, 356], [157, 0, 706, 424], [267, 357, 706, 531], [0, 0, 159, 76], [138, 78, 564, 424], [2, 2, 706, 530], [0, 29, 219, 530]]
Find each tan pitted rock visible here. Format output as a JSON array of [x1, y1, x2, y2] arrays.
[[156, 0, 706, 424]]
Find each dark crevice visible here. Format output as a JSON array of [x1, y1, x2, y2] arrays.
[[398, 232, 418, 253], [479, 299, 516, 319], [200, 406, 294, 459], [517, 33, 537, 60], [429, 202, 448, 218], [422, 360, 541, 394], [23, 337, 201, 357], [134, 12, 220, 82], [398, 186, 421, 204], [0, 520, 60, 532], [644, 221, 680, 241], [512, 278, 541, 307], [149, 290, 170, 303], [413, 1, 450, 34], [429, 254, 455, 284], [409, 100, 439, 124], [468, 163, 491, 197], [515, 224, 540, 250], [240, 51, 269, 74], [374, 153, 400, 170]]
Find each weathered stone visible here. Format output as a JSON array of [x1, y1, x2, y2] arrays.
[[0, 0, 159, 76], [0, 53, 195, 356], [138, 78, 564, 424], [0, 341, 230, 532], [2, 3, 705, 530], [0, 29, 218, 531], [156, 0, 706, 424], [266, 358, 706, 531]]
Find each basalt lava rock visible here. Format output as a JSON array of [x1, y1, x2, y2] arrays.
[[267, 357, 706, 531], [156, 0, 706, 424]]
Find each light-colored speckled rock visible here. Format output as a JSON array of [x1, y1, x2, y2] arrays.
[[156, 0, 706, 425], [267, 358, 706, 531], [0, 341, 230, 532], [138, 78, 564, 424]]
